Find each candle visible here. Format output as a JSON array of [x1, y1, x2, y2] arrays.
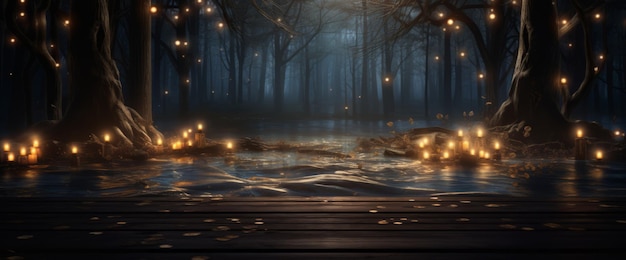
[[462, 141, 470, 151], [157, 138, 163, 146], [8, 152, 15, 162], [479, 150, 485, 158], [596, 150, 603, 161], [102, 134, 111, 159], [470, 149, 476, 156], [104, 134, 110, 143], [33, 139, 39, 148], [183, 131, 188, 139], [18, 147, 28, 165], [195, 124, 206, 148], [71, 146, 80, 167], [574, 128, 587, 160], [3, 143, 9, 152], [443, 151, 450, 160], [458, 130, 463, 138], [28, 147, 37, 164], [423, 151, 430, 160], [226, 141, 233, 150], [484, 152, 491, 160], [493, 141, 502, 161], [477, 129, 483, 138], [187, 140, 193, 147]]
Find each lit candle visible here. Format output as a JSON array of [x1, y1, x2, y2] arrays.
[[104, 134, 110, 143], [443, 151, 450, 160], [458, 130, 463, 138], [423, 151, 430, 161], [195, 124, 206, 148], [494, 141, 500, 151], [448, 141, 456, 156], [575, 128, 587, 160], [493, 141, 502, 161], [462, 141, 470, 151], [484, 152, 491, 160], [470, 149, 476, 156], [28, 147, 37, 164], [71, 146, 80, 167], [183, 131, 188, 139], [197, 124, 203, 131], [157, 138, 163, 146], [155, 138, 163, 153], [596, 150, 603, 161], [479, 150, 485, 159], [3, 143, 9, 152], [227, 141, 233, 150], [19, 147, 28, 165], [33, 139, 39, 148], [8, 152, 15, 162], [477, 129, 483, 138], [187, 140, 193, 147], [102, 134, 111, 159]]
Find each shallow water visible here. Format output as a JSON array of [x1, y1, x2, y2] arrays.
[[1, 119, 625, 198]]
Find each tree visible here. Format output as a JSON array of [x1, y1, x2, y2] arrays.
[[127, 0, 152, 123], [53, 0, 161, 148]]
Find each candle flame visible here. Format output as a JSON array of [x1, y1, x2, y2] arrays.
[[198, 124, 203, 131], [458, 130, 463, 137], [577, 129, 583, 138], [8, 152, 15, 162], [227, 142, 233, 149], [596, 150, 603, 160], [104, 134, 110, 143], [3, 143, 9, 152], [20, 147, 26, 156], [423, 151, 430, 160], [448, 141, 454, 149], [494, 141, 500, 150], [71, 146, 78, 154], [157, 138, 163, 146], [477, 129, 483, 138], [33, 139, 39, 148], [443, 151, 449, 159], [470, 149, 476, 156]]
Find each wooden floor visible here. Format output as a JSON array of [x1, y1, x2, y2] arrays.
[[2, 196, 626, 259]]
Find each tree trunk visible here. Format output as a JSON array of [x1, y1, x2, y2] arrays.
[[56, 0, 161, 148], [359, 0, 369, 116], [423, 25, 430, 119], [490, 0, 567, 142], [128, 0, 152, 123], [443, 29, 452, 115], [257, 43, 268, 104]]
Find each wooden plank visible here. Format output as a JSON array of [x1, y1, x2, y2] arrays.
[[1, 196, 626, 258]]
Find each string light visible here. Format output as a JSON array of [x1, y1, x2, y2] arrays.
[[560, 77, 567, 84], [9, 38, 16, 43], [64, 20, 70, 26], [174, 15, 179, 20], [434, 56, 440, 61], [175, 40, 181, 46], [206, 7, 212, 13], [594, 13, 601, 20], [599, 55, 604, 60], [561, 19, 567, 25], [460, 52, 466, 57], [218, 22, 224, 28], [489, 13, 496, 20], [150, 6, 157, 13], [447, 19, 454, 25], [19, 12, 25, 17], [478, 73, 484, 79]]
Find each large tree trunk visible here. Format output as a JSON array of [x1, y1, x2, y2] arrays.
[[490, 0, 568, 143], [442, 29, 452, 115], [55, 0, 161, 149], [127, 0, 152, 123]]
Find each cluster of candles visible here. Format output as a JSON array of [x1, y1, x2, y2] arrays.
[[168, 123, 234, 152], [2, 139, 41, 165], [415, 128, 502, 162], [171, 123, 206, 150], [575, 128, 610, 162]]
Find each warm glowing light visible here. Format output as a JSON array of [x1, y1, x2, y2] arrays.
[[227, 142, 233, 149], [384, 77, 390, 82], [218, 22, 224, 28], [183, 132, 189, 138], [71, 146, 78, 154], [188, 140, 193, 147], [448, 141, 455, 149], [560, 77, 567, 84], [458, 129, 464, 137], [164, 90, 169, 95], [562, 19, 567, 25], [344, 106, 349, 110], [198, 124, 203, 131], [206, 7, 212, 13], [596, 150, 603, 160], [33, 139, 39, 148], [470, 149, 476, 156], [479, 150, 485, 158], [197, 59, 202, 63], [104, 134, 110, 143], [3, 143, 9, 152], [20, 147, 27, 156], [438, 12, 444, 18], [455, 25, 460, 30], [477, 129, 483, 138], [615, 130, 621, 136], [423, 151, 430, 160], [20, 12, 25, 17], [594, 67, 599, 72], [10, 38, 16, 43], [175, 40, 181, 46], [568, 43, 573, 48], [20, 0, 25, 3], [447, 19, 454, 25], [599, 55, 604, 60], [174, 15, 179, 20], [183, 41, 188, 46], [484, 152, 491, 159], [185, 8, 190, 12], [577, 129, 583, 138], [460, 52, 465, 57], [494, 141, 500, 150], [434, 56, 440, 61], [489, 13, 496, 20], [462, 141, 470, 151], [418, 141, 424, 149], [478, 73, 484, 79], [443, 151, 450, 159], [595, 13, 601, 19], [8, 153, 15, 162], [64, 20, 70, 26], [157, 138, 163, 146], [150, 6, 157, 13], [55, 63, 60, 68], [512, 0, 517, 4]]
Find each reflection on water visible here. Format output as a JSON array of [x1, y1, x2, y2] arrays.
[[1, 119, 625, 198]]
